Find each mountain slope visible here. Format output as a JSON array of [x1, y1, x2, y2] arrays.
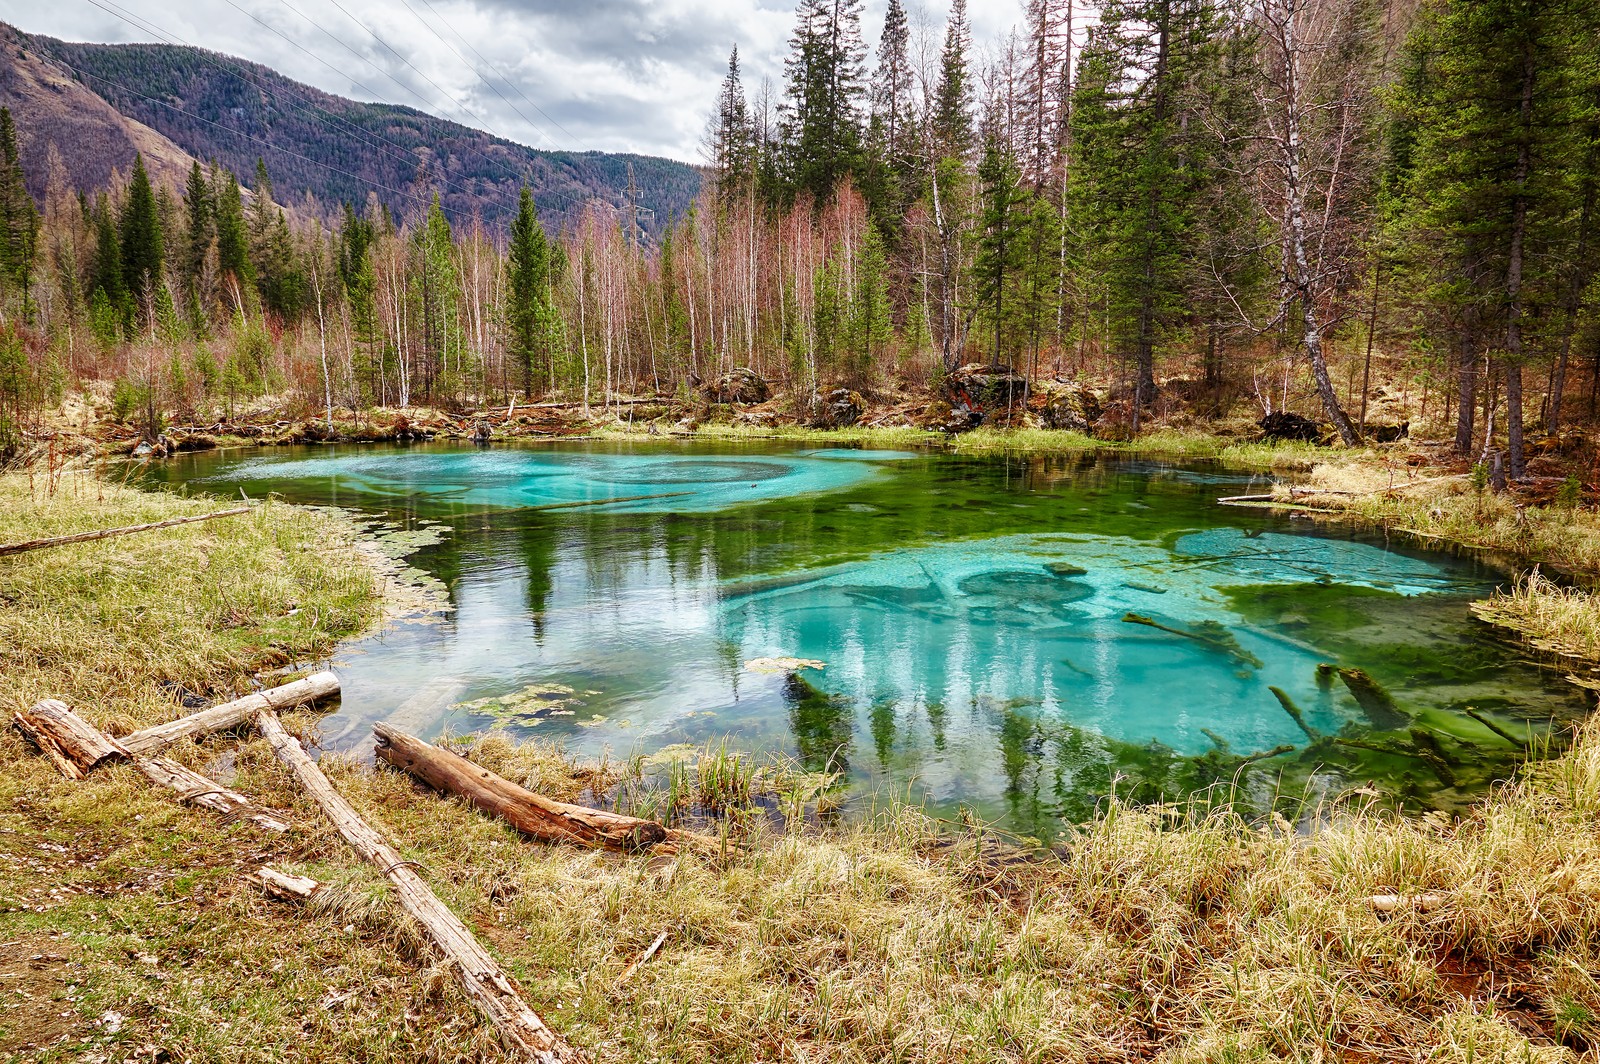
[[0, 27, 200, 197], [0, 23, 701, 233]]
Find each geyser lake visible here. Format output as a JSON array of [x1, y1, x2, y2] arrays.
[[145, 441, 1585, 835]]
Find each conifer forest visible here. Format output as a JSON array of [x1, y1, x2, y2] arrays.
[[0, 0, 1597, 473]]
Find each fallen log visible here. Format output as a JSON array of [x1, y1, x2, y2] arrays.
[[257, 710, 582, 1064], [133, 756, 291, 832], [373, 723, 668, 852], [13, 699, 128, 777], [120, 671, 340, 757], [253, 866, 321, 901], [1336, 668, 1411, 731], [13, 700, 291, 831], [1215, 493, 1276, 503], [525, 491, 695, 513], [1268, 687, 1320, 741], [1465, 708, 1526, 747], [0, 506, 251, 558]]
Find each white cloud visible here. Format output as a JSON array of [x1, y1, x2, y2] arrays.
[[0, 0, 1029, 160]]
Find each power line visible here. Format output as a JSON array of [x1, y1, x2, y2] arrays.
[[295, 0, 600, 216], [81, 0, 501, 212], [52, 52, 476, 220]]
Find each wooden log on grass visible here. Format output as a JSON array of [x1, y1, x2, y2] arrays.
[[257, 710, 582, 1064], [0, 507, 251, 558], [133, 756, 291, 832], [120, 671, 340, 756], [13, 699, 129, 777], [252, 866, 321, 901], [373, 723, 668, 852], [14, 699, 291, 832]]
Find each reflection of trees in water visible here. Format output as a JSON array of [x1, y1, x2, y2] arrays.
[[870, 699, 897, 768], [783, 673, 852, 775]]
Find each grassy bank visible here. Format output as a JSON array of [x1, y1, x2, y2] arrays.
[[4, 472, 1600, 1060], [599, 420, 1336, 471]]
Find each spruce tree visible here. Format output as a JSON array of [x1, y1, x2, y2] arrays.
[[710, 48, 756, 192], [780, 0, 868, 203], [1402, 0, 1599, 473], [211, 164, 253, 307], [0, 108, 39, 319], [507, 186, 552, 397], [972, 129, 1028, 365], [931, 0, 975, 160], [865, 0, 921, 223], [119, 154, 164, 327], [181, 160, 212, 304]]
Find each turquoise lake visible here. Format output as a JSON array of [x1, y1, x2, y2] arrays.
[[142, 441, 1586, 835]]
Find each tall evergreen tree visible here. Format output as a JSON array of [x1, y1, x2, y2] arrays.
[[180, 161, 212, 301], [0, 108, 39, 318], [1401, 0, 1599, 473], [211, 164, 253, 309], [507, 186, 552, 397], [865, 0, 920, 222], [710, 48, 756, 192], [972, 127, 1028, 365], [119, 154, 164, 327], [780, 0, 868, 203], [931, 0, 975, 159]]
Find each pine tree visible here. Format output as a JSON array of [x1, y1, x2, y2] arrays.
[[0, 108, 39, 319], [710, 48, 756, 192], [931, 0, 975, 160], [119, 154, 164, 327], [971, 128, 1028, 365], [180, 160, 212, 304], [780, 0, 868, 203], [1402, 0, 1599, 472], [507, 186, 552, 397]]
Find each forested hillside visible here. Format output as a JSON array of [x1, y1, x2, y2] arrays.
[[0, 24, 700, 234], [0, 0, 1596, 472]]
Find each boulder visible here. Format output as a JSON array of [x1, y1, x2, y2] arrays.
[[702, 368, 770, 405], [920, 398, 982, 434], [1259, 411, 1321, 442], [1037, 381, 1103, 433], [1368, 421, 1409, 443], [943, 363, 1028, 414], [812, 388, 865, 428]]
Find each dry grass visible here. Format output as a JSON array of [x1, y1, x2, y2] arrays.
[[4, 468, 1600, 1061], [1290, 456, 1600, 575], [1473, 570, 1600, 664]]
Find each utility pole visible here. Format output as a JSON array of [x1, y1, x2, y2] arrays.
[[625, 162, 639, 251]]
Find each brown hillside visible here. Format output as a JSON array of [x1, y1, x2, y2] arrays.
[[0, 24, 197, 196]]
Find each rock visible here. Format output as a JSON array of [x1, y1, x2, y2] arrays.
[[921, 398, 983, 434], [1369, 421, 1409, 443], [702, 367, 770, 405], [745, 657, 826, 675], [943, 363, 1029, 415], [812, 388, 865, 428], [1036, 381, 1102, 433], [1259, 411, 1322, 442], [471, 421, 493, 444]]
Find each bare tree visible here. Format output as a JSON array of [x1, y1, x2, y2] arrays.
[[1245, 0, 1378, 444]]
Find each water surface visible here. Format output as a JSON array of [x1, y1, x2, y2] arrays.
[[144, 441, 1584, 835]]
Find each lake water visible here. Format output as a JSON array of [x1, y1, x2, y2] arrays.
[[143, 441, 1586, 836]]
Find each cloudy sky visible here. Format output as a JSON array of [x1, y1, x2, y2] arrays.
[[2, 0, 1024, 162]]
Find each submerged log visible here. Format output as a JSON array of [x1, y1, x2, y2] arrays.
[[1269, 687, 1320, 741], [372, 723, 668, 852], [0, 506, 251, 557], [1121, 613, 1263, 669], [134, 756, 291, 832], [13, 700, 128, 777], [1336, 668, 1411, 731], [1465, 708, 1527, 747], [120, 671, 340, 756], [257, 710, 582, 1064]]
